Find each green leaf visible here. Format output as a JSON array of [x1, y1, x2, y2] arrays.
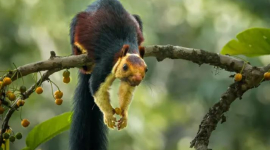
[[23, 112, 72, 150], [21, 147, 31, 150], [221, 28, 270, 57]]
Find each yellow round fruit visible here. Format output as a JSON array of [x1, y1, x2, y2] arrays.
[[63, 77, 70, 84], [264, 72, 270, 80], [3, 77, 12, 86], [55, 99, 63, 105], [234, 73, 242, 82], [54, 90, 63, 99], [21, 100, 25, 106], [21, 119, 30, 127], [35, 87, 43, 94], [17, 100, 25, 107], [0, 81, 3, 89], [0, 107, 4, 114], [7, 92, 16, 101]]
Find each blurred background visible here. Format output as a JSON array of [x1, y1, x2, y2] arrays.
[[1, 0, 270, 150]]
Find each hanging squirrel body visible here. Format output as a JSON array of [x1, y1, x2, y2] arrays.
[[69, 0, 147, 149]]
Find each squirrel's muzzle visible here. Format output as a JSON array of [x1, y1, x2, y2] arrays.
[[129, 75, 143, 86]]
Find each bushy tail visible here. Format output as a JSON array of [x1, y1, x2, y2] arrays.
[[70, 73, 107, 150]]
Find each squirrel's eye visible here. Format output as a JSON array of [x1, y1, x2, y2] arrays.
[[145, 68, 148, 72], [123, 64, 128, 71]]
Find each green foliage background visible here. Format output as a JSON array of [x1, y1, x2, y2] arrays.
[[221, 28, 270, 56], [0, 0, 270, 150]]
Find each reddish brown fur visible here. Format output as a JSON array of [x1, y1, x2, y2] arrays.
[[74, 12, 97, 59], [131, 15, 144, 45], [74, 11, 143, 60], [122, 45, 129, 57], [126, 55, 144, 66], [113, 52, 122, 64], [73, 46, 82, 55], [113, 44, 130, 72], [137, 29, 144, 45], [138, 46, 145, 58], [122, 45, 130, 51]]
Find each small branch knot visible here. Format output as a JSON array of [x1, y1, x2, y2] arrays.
[[50, 51, 56, 59]]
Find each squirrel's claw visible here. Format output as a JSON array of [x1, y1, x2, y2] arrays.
[[117, 117, 127, 130], [104, 114, 116, 129]]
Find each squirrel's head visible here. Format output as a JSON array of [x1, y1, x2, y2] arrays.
[[113, 45, 147, 86]]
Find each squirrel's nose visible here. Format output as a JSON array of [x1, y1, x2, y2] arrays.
[[131, 75, 142, 86], [133, 75, 142, 81]]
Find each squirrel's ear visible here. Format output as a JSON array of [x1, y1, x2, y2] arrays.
[[121, 45, 129, 57], [139, 46, 145, 58]]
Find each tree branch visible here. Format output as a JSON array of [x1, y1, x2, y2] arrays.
[[0, 45, 269, 149], [189, 65, 270, 150], [145, 45, 254, 72], [0, 45, 254, 82], [0, 52, 93, 81]]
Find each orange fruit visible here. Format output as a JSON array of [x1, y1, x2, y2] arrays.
[[63, 77, 70, 84], [234, 73, 242, 82], [3, 77, 12, 86], [0, 107, 4, 114], [55, 99, 63, 105], [21, 119, 30, 127], [54, 90, 63, 99], [0, 81, 3, 89], [7, 92, 16, 101], [35, 87, 43, 94], [264, 72, 270, 80], [17, 100, 25, 107], [21, 100, 25, 106]]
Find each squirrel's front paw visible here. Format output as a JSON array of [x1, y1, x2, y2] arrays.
[[117, 116, 128, 130], [104, 113, 116, 129]]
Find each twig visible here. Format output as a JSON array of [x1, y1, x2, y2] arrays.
[[190, 64, 270, 150], [0, 53, 93, 81], [0, 69, 60, 145]]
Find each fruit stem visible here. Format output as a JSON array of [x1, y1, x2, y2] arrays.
[[240, 62, 247, 74], [49, 81, 55, 98], [12, 63, 24, 85], [260, 77, 265, 83], [19, 107, 23, 120], [233, 56, 249, 63], [49, 80, 60, 91], [37, 72, 43, 87], [34, 73, 37, 89]]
